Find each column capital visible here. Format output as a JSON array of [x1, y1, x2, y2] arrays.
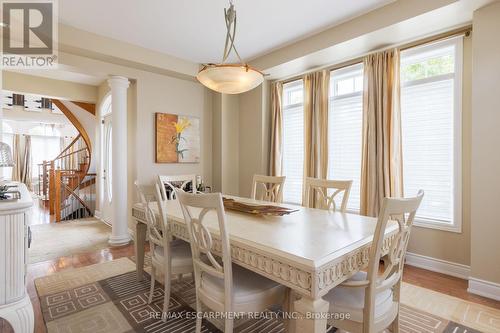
[[107, 76, 130, 90]]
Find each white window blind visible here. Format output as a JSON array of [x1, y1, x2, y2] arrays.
[[328, 64, 363, 212], [282, 80, 304, 204], [400, 37, 462, 231]]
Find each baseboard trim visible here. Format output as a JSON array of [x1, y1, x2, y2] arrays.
[[405, 252, 470, 279], [468, 278, 500, 301]]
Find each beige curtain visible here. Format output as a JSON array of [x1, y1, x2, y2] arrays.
[[11, 134, 22, 182], [22, 135, 32, 190], [302, 70, 330, 206], [269, 81, 284, 176], [360, 49, 403, 217]]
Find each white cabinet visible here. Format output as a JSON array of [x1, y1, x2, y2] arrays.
[[0, 183, 34, 333]]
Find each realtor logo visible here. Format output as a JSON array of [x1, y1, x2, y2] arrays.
[[1, 0, 58, 68]]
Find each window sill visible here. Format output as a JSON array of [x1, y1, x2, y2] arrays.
[[413, 218, 462, 233]]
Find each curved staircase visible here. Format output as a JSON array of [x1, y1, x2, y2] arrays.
[[38, 99, 96, 222]]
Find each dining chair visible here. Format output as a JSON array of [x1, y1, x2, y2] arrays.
[[323, 190, 424, 333], [304, 177, 353, 212], [157, 174, 197, 200], [176, 190, 286, 333], [250, 174, 286, 203], [134, 181, 194, 320]]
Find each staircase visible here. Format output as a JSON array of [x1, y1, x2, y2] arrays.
[[37, 99, 96, 222], [38, 135, 96, 221]]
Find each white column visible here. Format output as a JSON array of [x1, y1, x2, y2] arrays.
[[107, 76, 131, 247]]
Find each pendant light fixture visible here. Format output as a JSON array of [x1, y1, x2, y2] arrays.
[[197, 0, 264, 94]]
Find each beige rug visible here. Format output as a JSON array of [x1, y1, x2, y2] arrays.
[[29, 218, 111, 264], [34, 257, 500, 333]]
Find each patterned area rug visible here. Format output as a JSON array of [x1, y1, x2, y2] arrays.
[[34, 258, 500, 333], [29, 218, 111, 264]]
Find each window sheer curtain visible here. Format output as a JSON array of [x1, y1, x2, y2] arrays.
[[360, 49, 403, 217], [22, 136, 32, 190], [11, 134, 22, 182], [302, 70, 330, 206], [11, 134, 33, 190], [269, 81, 284, 176]]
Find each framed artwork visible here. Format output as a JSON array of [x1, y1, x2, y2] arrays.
[[155, 113, 200, 163]]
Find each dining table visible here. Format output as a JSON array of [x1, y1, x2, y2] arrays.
[[131, 195, 398, 333]]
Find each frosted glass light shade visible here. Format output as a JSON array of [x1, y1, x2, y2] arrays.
[[197, 64, 264, 94]]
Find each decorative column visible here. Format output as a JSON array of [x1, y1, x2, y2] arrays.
[[108, 76, 131, 247]]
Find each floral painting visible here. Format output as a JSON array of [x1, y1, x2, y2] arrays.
[[155, 113, 200, 163]]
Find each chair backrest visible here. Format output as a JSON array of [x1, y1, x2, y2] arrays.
[[135, 181, 169, 252], [363, 190, 424, 330], [176, 191, 233, 311], [304, 177, 353, 212], [250, 174, 286, 203], [157, 174, 197, 200]]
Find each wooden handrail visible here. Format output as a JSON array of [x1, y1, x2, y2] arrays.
[[51, 99, 92, 154], [56, 147, 89, 160], [53, 134, 81, 161]]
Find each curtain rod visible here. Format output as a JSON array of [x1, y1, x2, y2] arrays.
[[278, 25, 472, 85]]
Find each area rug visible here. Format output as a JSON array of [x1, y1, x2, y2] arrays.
[[29, 218, 111, 264], [34, 258, 500, 333]]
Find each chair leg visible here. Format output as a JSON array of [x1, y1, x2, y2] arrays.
[[225, 318, 234, 333], [195, 298, 202, 333], [162, 271, 171, 322], [148, 265, 156, 304], [392, 314, 400, 333]]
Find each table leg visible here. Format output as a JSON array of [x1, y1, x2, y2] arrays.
[[283, 288, 294, 333], [135, 220, 147, 281], [294, 296, 329, 333]]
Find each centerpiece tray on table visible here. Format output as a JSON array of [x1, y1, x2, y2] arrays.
[[222, 197, 299, 216]]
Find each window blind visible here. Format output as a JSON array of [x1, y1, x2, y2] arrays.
[[400, 37, 462, 228], [328, 64, 363, 211], [282, 80, 304, 204]]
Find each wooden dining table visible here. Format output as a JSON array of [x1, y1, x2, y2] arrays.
[[131, 195, 398, 333]]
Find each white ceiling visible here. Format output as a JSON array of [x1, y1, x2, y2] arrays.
[[59, 0, 394, 64]]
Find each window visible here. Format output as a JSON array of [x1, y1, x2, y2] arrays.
[[400, 37, 463, 232], [282, 80, 304, 204], [328, 64, 363, 212]]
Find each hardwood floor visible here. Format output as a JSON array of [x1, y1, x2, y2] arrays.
[[29, 198, 54, 225], [1, 243, 499, 333]]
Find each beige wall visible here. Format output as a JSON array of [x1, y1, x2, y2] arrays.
[[212, 93, 240, 195], [238, 82, 271, 197], [2, 71, 98, 103], [407, 34, 472, 266], [470, 1, 500, 284]]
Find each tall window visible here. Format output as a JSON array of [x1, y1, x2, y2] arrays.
[[328, 64, 363, 212], [282, 80, 304, 204], [400, 37, 462, 231]]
